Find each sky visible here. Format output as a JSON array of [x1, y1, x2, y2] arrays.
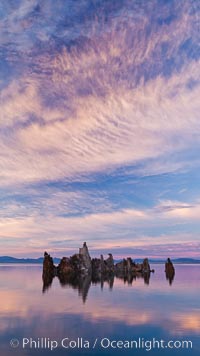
[[0, 0, 200, 259]]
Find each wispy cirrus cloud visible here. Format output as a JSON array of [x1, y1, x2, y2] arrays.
[[0, 0, 200, 187], [0, 0, 200, 256], [1, 60, 200, 185]]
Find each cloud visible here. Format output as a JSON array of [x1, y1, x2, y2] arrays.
[[0, 0, 200, 257], [1, 197, 200, 257], [0, 0, 200, 187], [155, 199, 200, 219], [1, 59, 200, 186]]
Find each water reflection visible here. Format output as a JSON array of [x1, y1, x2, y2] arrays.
[[165, 258, 175, 286], [42, 272, 54, 293], [165, 269, 175, 285], [43, 270, 151, 302], [0, 264, 200, 356], [58, 273, 92, 303]]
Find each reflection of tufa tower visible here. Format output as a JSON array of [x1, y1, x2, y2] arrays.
[[165, 258, 175, 285], [79, 242, 92, 273]]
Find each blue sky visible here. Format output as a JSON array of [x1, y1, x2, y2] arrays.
[[0, 0, 200, 258]]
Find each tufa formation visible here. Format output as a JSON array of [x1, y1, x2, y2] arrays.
[[43, 242, 154, 280], [42, 243, 175, 298]]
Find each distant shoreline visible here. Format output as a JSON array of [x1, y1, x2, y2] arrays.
[[0, 257, 200, 265]]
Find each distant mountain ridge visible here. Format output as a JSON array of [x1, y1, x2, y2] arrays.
[[169, 258, 200, 264], [0, 256, 200, 264], [0, 256, 61, 264], [136, 258, 200, 264]]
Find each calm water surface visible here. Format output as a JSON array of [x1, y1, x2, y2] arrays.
[[0, 264, 200, 355]]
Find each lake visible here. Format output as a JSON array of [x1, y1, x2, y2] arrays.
[[0, 264, 200, 355]]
